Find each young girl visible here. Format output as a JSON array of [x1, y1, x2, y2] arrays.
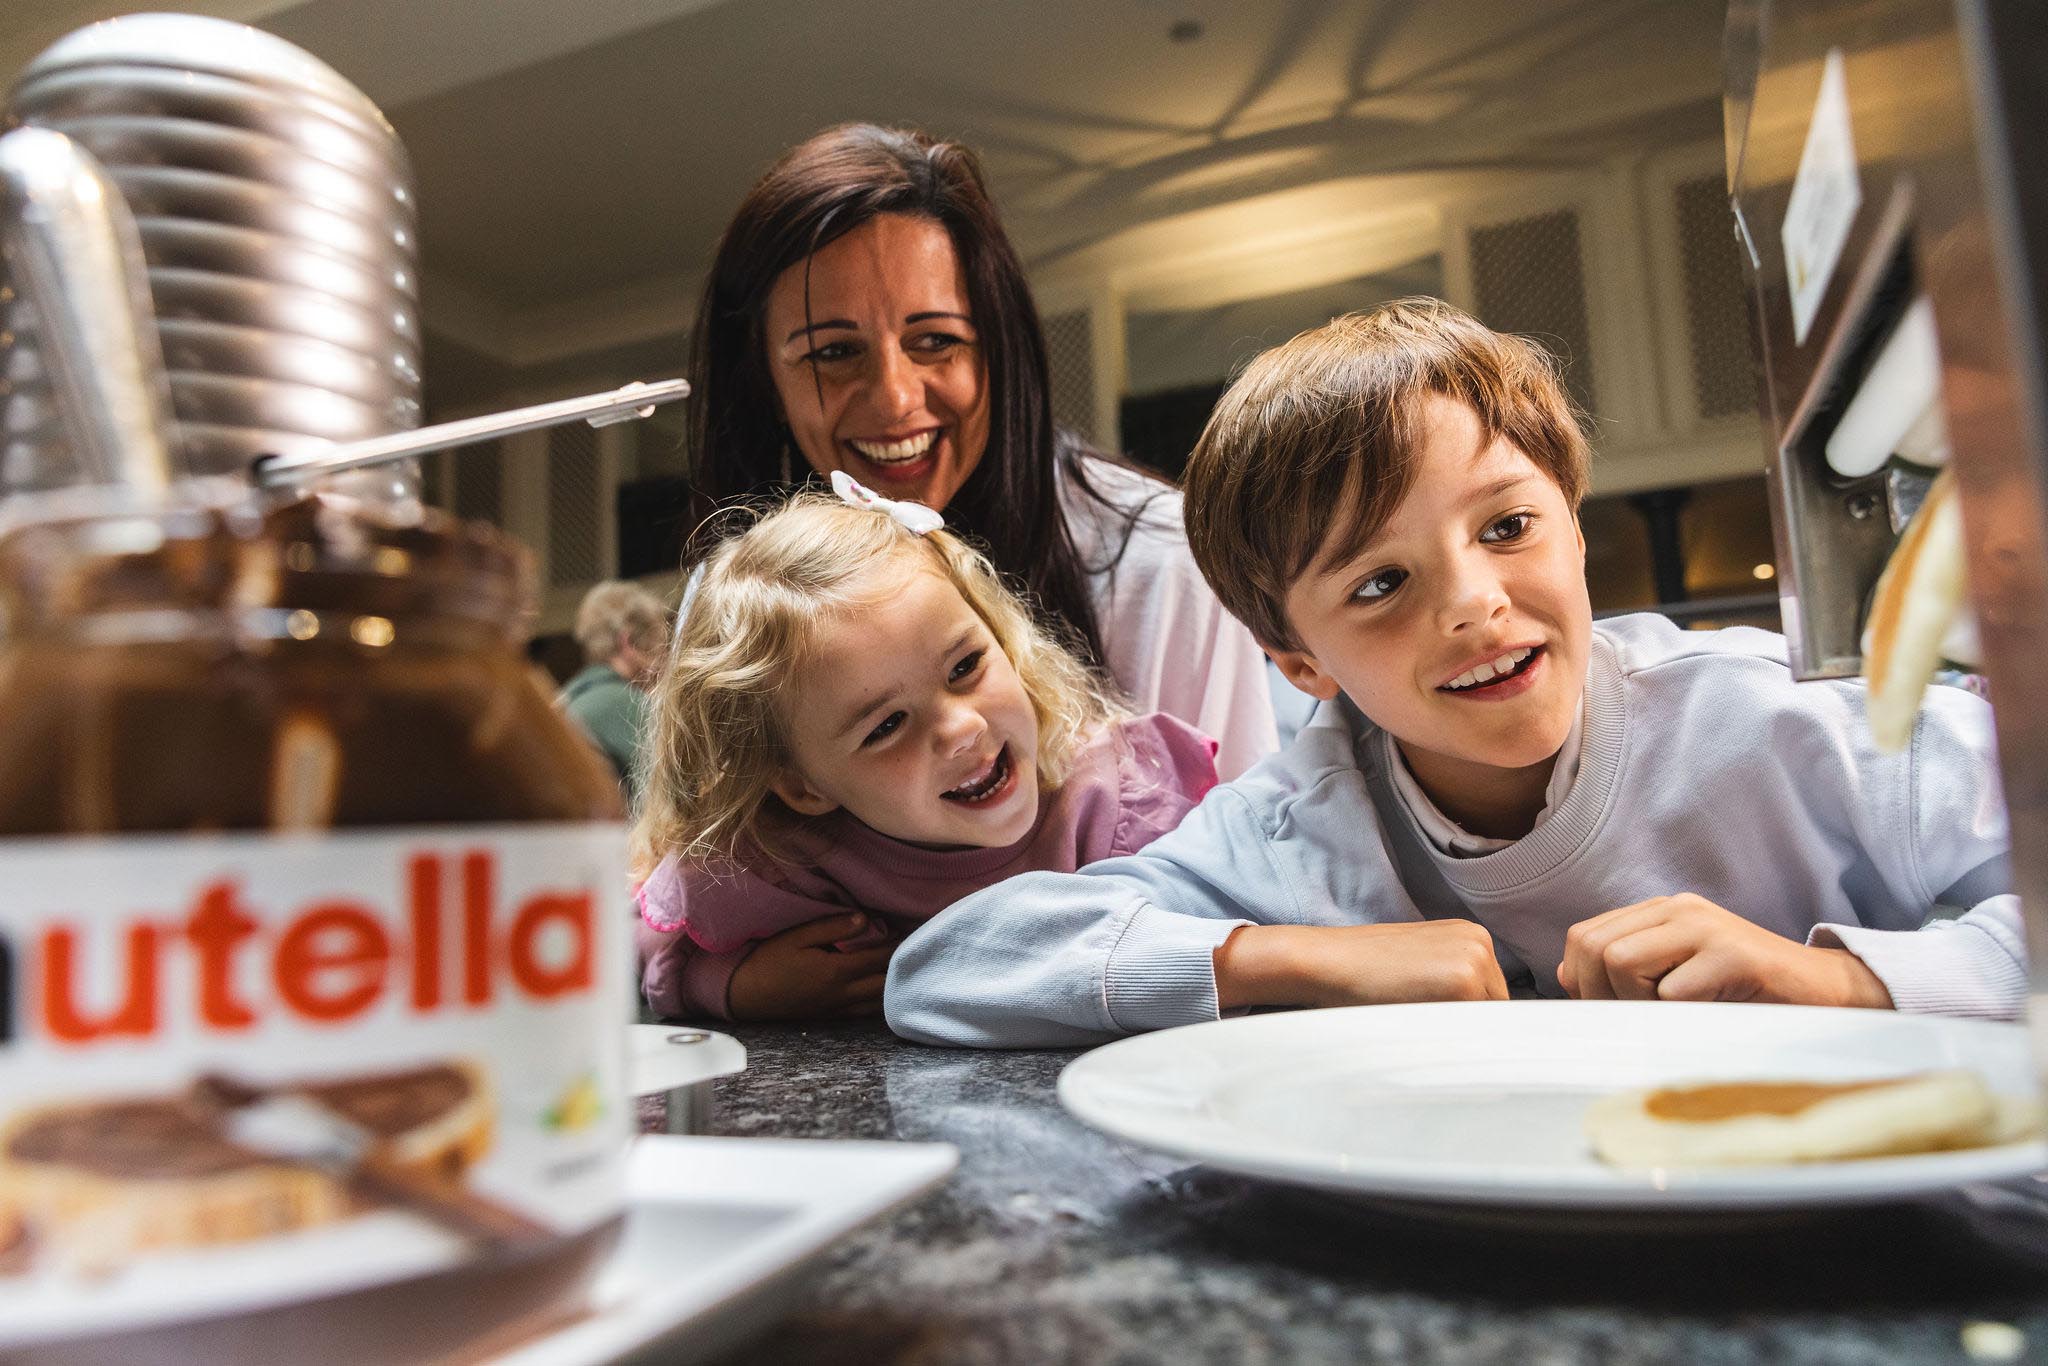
[[633, 473, 1220, 1022]]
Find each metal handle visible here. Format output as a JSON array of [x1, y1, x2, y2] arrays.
[[251, 377, 690, 488], [0, 126, 177, 496]]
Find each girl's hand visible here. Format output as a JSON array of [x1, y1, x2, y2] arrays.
[[728, 913, 894, 1021], [1214, 921, 1508, 1010], [1558, 894, 1894, 1008]]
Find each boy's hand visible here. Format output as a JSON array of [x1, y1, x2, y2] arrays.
[[728, 913, 893, 1021], [1214, 921, 1509, 1010], [1558, 895, 1894, 1008]]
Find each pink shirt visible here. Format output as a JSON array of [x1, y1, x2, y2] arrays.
[[636, 712, 1219, 1020]]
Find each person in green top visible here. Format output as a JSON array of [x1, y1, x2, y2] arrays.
[[560, 580, 671, 805]]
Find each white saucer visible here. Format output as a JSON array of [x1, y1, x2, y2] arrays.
[[628, 1025, 746, 1098], [1058, 1000, 2048, 1212], [488, 1135, 957, 1365]]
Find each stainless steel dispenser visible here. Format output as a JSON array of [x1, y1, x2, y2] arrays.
[[1726, 0, 2048, 1053], [2, 13, 422, 503]]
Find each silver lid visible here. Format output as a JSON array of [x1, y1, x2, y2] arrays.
[[18, 14, 393, 143], [4, 12, 421, 503]]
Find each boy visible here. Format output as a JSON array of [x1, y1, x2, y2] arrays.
[[884, 300, 2025, 1048]]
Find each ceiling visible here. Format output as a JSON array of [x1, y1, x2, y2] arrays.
[[4, 0, 1728, 405]]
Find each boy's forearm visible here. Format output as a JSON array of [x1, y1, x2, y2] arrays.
[[1810, 946, 1894, 1010], [1214, 920, 1510, 1008], [1213, 924, 1319, 1009]]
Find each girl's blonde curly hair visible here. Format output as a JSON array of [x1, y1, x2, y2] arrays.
[[631, 491, 1124, 876]]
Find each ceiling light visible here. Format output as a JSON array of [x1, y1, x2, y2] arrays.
[[1753, 563, 1776, 581]]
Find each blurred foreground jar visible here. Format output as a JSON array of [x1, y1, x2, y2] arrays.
[[0, 488, 630, 1365]]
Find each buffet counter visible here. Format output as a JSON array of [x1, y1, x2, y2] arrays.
[[647, 1020, 2048, 1364]]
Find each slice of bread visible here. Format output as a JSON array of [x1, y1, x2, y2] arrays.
[[0, 1060, 491, 1273], [1585, 1069, 2028, 1168], [0, 1099, 351, 1271]]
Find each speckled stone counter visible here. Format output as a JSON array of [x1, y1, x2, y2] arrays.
[[644, 1020, 2048, 1365]]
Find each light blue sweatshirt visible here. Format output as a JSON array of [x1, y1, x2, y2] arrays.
[[884, 614, 2027, 1047]]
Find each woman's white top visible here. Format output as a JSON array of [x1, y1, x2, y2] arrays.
[[1060, 457, 1279, 780]]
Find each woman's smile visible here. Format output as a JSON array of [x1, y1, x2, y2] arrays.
[[846, 426, 944, 487]]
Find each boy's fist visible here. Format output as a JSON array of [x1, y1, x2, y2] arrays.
[[1214, 920, 1509, 1010], [1558, 894, 1893, 1009]]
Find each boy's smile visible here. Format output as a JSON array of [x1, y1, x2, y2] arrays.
[[1269, 395, 1591, 838]]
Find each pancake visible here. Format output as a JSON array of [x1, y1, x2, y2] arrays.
[[1584, 1069, 2033, 1168], [1862, 467, 1969, 752]]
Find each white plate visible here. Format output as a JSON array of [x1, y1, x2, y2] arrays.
[[1058, 1001, 2048, 1211], [489, 1135, 957, 1366]]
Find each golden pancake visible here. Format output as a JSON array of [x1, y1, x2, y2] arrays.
[[1584, 1069, 2036, 1168]]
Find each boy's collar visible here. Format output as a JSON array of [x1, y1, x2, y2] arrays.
[[1381, 702, 1587, 856]]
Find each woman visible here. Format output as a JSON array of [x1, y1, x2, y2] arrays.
[[686, 122, 1277, 779]]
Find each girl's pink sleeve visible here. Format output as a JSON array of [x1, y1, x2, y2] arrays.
[[636, 913, 750, 1021], [635, 866, 748, 1020], [1108, 712, 1222, 857]]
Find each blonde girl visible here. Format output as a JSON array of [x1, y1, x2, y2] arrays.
[[634, 474, 1219, 1022]]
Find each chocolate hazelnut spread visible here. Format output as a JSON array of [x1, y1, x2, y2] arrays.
[[5, 1063, 478, 1179], [0, 490, 633, 1365], [0, 494, 617, 834], [6, 1097, 279, 1179], [1642, 1078, 1895, 1123], [301, 1064, 475, 1140]]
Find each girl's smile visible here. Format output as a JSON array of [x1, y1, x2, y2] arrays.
[[770, 566, 1042, 849], [940, 743, 1023, 808]]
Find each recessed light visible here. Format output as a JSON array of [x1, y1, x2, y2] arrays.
[[1752, 563, 1776, 581]]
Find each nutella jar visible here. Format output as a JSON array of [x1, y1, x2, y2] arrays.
[[0, 488, 631, 1364]]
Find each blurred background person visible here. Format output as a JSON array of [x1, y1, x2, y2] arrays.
[[562, 580, 672, 804]]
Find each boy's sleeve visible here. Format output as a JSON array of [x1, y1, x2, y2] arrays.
[[1807, 896, 2027, 1019], [885, 786, 1301, 1048], [1806, 684, 2029, 1020]]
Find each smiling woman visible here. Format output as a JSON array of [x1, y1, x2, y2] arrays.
[[684, 124, 1277, 779]]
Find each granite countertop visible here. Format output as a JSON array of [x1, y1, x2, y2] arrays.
[[651, 1020, 2048, 1366]]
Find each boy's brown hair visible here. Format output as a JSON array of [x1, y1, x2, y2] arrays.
[[1183, 298, 1590, 651]]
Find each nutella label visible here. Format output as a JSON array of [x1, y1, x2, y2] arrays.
[[0, 823, 632, 1347]]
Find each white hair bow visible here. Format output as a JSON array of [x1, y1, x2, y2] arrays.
[[830, 469, 945, 536]]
